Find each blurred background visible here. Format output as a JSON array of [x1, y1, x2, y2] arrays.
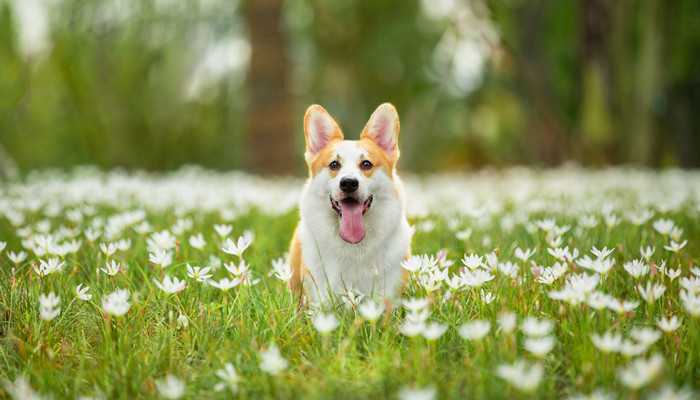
[[0, 0, 698, 176]]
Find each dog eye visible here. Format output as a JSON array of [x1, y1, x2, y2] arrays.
[[360, 160, 373, 170], [329, 160, 341, 170]]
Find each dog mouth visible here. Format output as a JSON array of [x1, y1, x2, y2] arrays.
[[329, 195, 373, 244], [330, 195, 373, 216]]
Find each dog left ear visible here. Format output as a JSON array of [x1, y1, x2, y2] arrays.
[[361, 103, 400, 159]]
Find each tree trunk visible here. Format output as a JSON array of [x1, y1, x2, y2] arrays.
[[245, 0, 294, 175]]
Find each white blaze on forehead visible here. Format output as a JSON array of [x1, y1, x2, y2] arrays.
[[335, 141, 365, 169]]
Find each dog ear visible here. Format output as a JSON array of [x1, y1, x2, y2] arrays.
[[304, 105, 343, 158], [361, 103, 400, 159]]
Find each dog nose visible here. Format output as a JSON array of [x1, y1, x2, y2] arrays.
[[339, 177, 359, 193]]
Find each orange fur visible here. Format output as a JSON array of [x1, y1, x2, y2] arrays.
[[308, 139, 343, 178], [289, 227, 308, 298]]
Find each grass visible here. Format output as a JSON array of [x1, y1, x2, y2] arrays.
[[0, 166, 699, 399]]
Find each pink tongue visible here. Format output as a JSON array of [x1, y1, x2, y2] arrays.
[[338, 199, 366, 244]]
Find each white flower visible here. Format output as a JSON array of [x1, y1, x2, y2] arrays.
[[398, 386, 436, 400], [640, 246, 655, 261], [549, 285, 586, 306], [455, 228, 472, 241], [617, 354, 664, 389], [670, 226, 684, 242], [664, 266, 681, 281], [189, 233, 206, 250], [567, 272, 599, 294], [422, 322, 448, 341], [460, 268, 494, 287], [547, 246, 575, 262], [680, 276, 700, 294], [358, 301, 384, 322], [340, 289, 365, 308], [461, 253, 483, 270], [33, 257, 65, 277], [498, 312, 517, 334], [604, 214, 620, 230], [146, 230, 177, 253], [177, 314, 188, 329], [656, 315, 682, 332], [312, 312, 339, 335], [208, 277, 242, 291], [524, 336, 555, 357], [399, 320, 425, 337], [39, 292, 61, 321], [272, 258, 293, 282], [514, 247, 536, 262], [403, 298, 429, 313], [480, 290, 495, 304], [84, 227, 101, 242], [99, 242, 117, 257], [153, 276, 187, 294], [417, 271, 443, 293], [115, 238, 131, 251], [521, 317, 553, 337], [102, 289, 131, 316], [221, 236, 251, 259], [646, 383, 695, 400], [591, 331, 622, 353], [213, 224, 233, 238], [133, 221, 152, 234], [579, 214, 598, 229], [214, 363, 240, 393], [101, 260, 121, 276], [458, 320, 490, 341], [2, 377, 46, 400], [536, 218, 556, 232], [149, 250, 173, 268], [75, 283, 92, 300], [224, 260, 250, 277], [259, 344, 288, 375], [186, 264, 212, 282], [623, 259, 649, 278], [496, 359, 544, 392], [498, 261, 519, 278], [652, 219, 675, 236], [155, 375, 185, 399], [680, 289, 700, 316], [663, 240, 687, 253], [607, 298, 640, 314], [586, 291, 612, 310], [401, 255, 423, 272], [591, 246, 614, 259], [638, 281, 666, 302], [630, 327, 661, 347], [7, 250, 28, 264]]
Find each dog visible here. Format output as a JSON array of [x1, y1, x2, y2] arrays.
[[289, 103, 412, 306]]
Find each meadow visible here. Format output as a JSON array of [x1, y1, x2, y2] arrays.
[[1, 166, 699, 399]]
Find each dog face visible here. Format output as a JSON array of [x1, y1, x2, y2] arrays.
[[303, 103, 401, 244]]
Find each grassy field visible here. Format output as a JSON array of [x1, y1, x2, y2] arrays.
[[1, 166, 699, 399]]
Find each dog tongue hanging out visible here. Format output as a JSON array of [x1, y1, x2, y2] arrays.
[[290, 103, 412, 306]]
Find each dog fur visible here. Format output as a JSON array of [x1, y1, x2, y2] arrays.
[[289, 103, 412, 306]]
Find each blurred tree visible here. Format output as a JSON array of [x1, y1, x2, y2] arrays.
[[245, 0, 294, 175], [0, 0, 698, 173]]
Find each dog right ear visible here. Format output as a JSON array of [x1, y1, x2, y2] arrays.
[[304, 105, 343, 159]]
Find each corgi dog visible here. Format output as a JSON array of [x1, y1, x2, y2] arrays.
[[289, 103, 412, 306]]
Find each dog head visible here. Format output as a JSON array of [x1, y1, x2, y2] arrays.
[[303, 103, 401, 244]]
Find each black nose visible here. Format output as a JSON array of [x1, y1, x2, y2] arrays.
[[339, 177, 359, 193]]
